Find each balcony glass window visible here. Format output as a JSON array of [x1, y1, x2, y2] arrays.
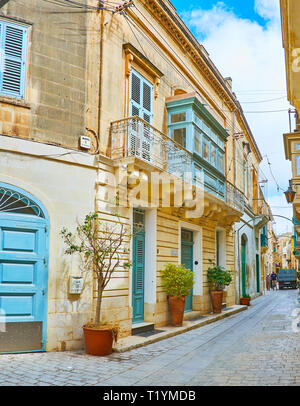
[[211, 144, 217, 167], [218, 151, 224, 172], [171, 112, 186, 123], [194, 128, 201, 155], [172, 127, 186, 148], [296, 155, 300, 175], [203, 136, 210, 161]]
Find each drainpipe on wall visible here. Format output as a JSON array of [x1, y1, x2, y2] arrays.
[[96, 3, 104, 215]]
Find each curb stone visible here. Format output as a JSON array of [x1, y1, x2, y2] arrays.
[[113, 305, 248, 353]]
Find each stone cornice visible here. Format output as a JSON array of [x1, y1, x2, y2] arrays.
[[142, 0, 237, 111]]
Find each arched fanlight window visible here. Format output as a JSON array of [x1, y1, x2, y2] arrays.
[[0, 186, 44, 218]]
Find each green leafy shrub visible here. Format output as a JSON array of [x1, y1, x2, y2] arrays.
[[160, 263, 194, 297], [207, 264, 233, 291]]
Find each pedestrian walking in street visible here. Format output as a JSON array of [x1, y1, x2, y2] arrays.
[[270, 271, 277, 290], [266, 274, 271, 291]]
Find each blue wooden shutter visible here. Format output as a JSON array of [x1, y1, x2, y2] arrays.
[[129, 70, 153, 162], [130, 69, 153, 123], [0, 21, 27, 98]]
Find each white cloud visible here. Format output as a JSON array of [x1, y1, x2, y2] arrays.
[[254, 0, 280, 22], [183, 1, 293, 233]]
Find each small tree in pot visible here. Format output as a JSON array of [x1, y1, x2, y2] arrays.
[[61, 212, 131, 356], [160, 263, 194, 326], [207, 263, 233, 314]]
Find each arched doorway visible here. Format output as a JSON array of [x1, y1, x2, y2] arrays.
[[0, 183, 49, 353], [241, 234, 248, 297]]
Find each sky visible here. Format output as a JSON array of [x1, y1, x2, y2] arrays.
[[170, 0, 294, 235]]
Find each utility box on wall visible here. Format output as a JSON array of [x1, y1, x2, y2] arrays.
[[69, 276, 84, 295]]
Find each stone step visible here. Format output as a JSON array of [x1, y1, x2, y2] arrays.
[[131, 322, 155, 335]]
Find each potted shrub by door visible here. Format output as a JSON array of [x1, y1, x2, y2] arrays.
[[240, 294, 251, 306], [61, 212, 131, 356], [207, 264, 233, 314], [160, 263, 194, 327]]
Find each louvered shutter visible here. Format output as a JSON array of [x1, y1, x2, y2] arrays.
[[0, 22, 27, 98], [132, 209, 145, 323], [129, 69, 153, 162]]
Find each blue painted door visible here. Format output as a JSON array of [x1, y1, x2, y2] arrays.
[[0, 214, 48, 353], [256, 254, 260, 293], [241, 240, 246, 297], [132, 231, 145, 324], [181, 229, 193, 312]]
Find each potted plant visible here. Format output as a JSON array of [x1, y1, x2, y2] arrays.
[[207, 263, 233, 314], [61, 212, 131, 356], [240, 294, 251, 306], [160, 263, 194, 327]]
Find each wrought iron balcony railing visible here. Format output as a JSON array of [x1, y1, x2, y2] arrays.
[[110, 116, 192, 177], [225, 181, 244, 213]]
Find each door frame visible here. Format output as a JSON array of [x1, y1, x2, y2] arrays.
[[256, 254, 260, 293], [129, 207, 157, 324], [241, 234, 248, 297], [0, 182, 50, 352], [181, 229, 194, 312], [178, 221, 202, 300]]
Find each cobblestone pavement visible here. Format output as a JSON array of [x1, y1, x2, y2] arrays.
[[1, 290, 300, 386]]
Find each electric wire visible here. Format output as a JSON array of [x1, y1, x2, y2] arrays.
[[239, 96, 287, 104]]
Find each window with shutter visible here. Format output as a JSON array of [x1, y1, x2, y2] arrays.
[[0, 20, 27, 99], [129, 69, 153, 121], [129, 69, 153, 162]]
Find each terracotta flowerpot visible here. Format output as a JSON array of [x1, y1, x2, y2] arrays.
[[169, 296, 186, 326], [211, 290, 223, 314], [83, 326, 113, 356], [240, 297, 251, 306]]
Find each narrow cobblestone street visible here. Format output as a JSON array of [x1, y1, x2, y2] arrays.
[[1, 289, 300, 386]]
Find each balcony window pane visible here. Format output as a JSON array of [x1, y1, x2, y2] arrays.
[[171, 112, 186, 123], [297, 155, 300, 175], [211, 144, 217, 167], [203, 136, 210, 161], [172, 127, 186, 148], [194, 128, 201, 155], [218, 152, 224, 172]]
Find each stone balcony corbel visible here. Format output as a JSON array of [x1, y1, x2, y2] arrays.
[[253, 214, 270, 230]]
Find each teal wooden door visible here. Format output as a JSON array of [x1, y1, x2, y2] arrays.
[[241, 240, 246, 297], [0, 214, 48, 353], [132, 232, 145, 323], [256, 254, 260, 293], [181, 230, 193, 312]]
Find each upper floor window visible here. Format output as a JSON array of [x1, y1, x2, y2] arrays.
[[243, 161, 248, 195], [0, 20, 27, 99], [296, 155, 300, 175], [171, 127, 186, 148], [129, 69, 153, 124]]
